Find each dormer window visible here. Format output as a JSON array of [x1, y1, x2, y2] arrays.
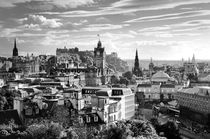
[[104, 99, 107, 104], [94, 115, 98, 122], [86, 116, 90, 123], [79, 117, 83, 123]]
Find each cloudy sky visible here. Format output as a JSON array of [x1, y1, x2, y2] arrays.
[[0, 0, 210, 60]]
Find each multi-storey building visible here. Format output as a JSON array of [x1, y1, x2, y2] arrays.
[[80, 87, 135, 125], [81, 87, 102, 106], [136, 82, 181, 103], [176, 86, 210, 125], [91, 89, 120, 124], [110, 88, 135, 120], [63, 88, 84, 111]]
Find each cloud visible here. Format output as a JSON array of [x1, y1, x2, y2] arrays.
[[22, 24, 42, 31], [20, 14, 63, 29], [29, 14, 62, 28], [0, 0, 95, 8], [81, 24, 129, 32], [40, 0, 210, 17], [49, 0, 95, 8], [69, 19, 88, 26], [95, 17, 110, 23], [135, 40, 181, 47], [0, 0, 31, 7], [0, 28, 21, 38], [125, 10, 210, 23]]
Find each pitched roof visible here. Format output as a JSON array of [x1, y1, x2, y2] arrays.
[[137, 84, 152, 87], [160, 84, 175, 88], [152, 71, 170, 79]]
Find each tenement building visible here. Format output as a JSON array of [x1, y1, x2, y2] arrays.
[[176, 86, 210, 126], [79, 87, 135, 125]]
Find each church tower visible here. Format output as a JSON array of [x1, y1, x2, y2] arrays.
[[12, 38, 18, 57], [192, 54, 196, 64], [132, 49, 142, 77], [94, 36, 106, 75], [149, 57, 154, 77]]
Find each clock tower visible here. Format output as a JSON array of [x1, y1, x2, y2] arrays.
[[94, 39, 106, 75]]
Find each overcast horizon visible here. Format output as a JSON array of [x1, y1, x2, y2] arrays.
[[0, 0, 210, 60]]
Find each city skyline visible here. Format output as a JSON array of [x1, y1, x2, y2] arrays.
[[0, 0, 210, 60]]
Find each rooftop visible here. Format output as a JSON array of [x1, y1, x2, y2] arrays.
[[179, 86, 210, 97]]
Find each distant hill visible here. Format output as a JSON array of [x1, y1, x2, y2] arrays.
[[106, 54, 129, 72]]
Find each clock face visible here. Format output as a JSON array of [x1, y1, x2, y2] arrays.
[[97, 51, 100, 56]]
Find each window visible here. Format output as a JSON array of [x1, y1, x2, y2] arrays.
[[105, 112, 107, 118], [86, 116, 90, 123], [114, 115, 116, 121], [94, 115, 98, 122], [79, 117, 83, 123]]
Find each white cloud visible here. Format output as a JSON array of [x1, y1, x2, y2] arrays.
[[17, 15, 63, 29], [22, 24, 41, 31], [0, 0, 95, 8], [0, 28, 21, 37], [95, 17, 110, 23], [81, 24, 129, 32], [69, 19, 88, 26], [125, 10, 210, 23], [40, 0, 210, 17], [49, 0, 94, 8], [102, 32, 135, 40], [28, 14, 63, 28], [0, 0, 31, 7]]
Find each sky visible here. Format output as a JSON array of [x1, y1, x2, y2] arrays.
[[0, 0, 210, 60]]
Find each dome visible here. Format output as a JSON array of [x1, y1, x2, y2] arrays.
[[151, 71, 170, 82], [152, 71, 170, 79]]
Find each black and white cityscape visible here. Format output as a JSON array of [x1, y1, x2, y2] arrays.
[[0, 0, 210, 139]]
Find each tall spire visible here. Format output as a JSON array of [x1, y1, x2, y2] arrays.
[[192, 54, 196, 64], [97, 34, 102, 48], [133, 49, 142, 77], [135, 49, 139, 68], [13, 38, 18, 57], [14, 38, 17, 48], [135, 49, 138, 59], [150, 57, 153, 63]]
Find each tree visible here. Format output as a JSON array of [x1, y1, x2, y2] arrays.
[[0, 96, 7, 110], [110, 75, 120, 84], [162, 120, 181, 139], [119, 77, 129, 86], [94, 120, 165, 139], [123, 71, 133, 80]]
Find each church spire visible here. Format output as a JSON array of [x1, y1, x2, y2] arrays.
[[13, 38, 18, 57], [133, 49, 142, 77], [192, 54, 196, 64], [135, 49, 139, 68], [97, 34, 102, 48]]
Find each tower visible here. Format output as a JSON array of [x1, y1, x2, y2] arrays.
[[192, 54, 196, 64], [13, 38, 18, 57], [149, 57, 154, 77], [132, 49, 142, 77], [94, 36, 106, 75]]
